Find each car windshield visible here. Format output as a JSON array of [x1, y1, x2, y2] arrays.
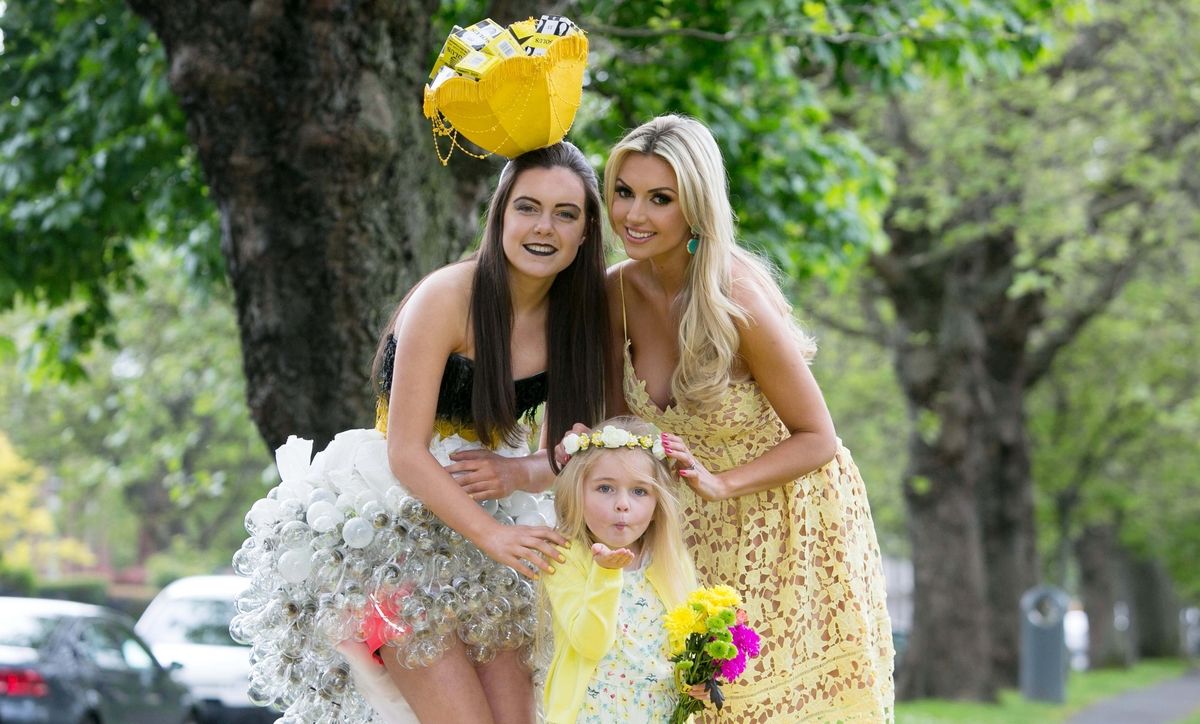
[[0, 611, 60, 649], [140, 599, 242, 647]]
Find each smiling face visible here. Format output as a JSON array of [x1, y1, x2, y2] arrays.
[[500, 166, 588, 282], [609, 153, 692, 261], [581, 449, 660, 555]]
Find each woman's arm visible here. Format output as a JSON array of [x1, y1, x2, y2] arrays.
[[542, 546, 623, 660], [387, 266, 566, 574], [669, 275, 838, 501]]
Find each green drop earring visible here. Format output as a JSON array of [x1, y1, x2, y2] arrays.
[[686, 235, 700, 255]]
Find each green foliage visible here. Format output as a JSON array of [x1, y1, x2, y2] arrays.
[[0, 564, 36, 596], [1031, 248, 1200, 599], [1, 0, 1060, 382], [35, 576, 110, 605], [0, 243, 271, 572], [145, 538, 228, 589], [0, 0, 219, 381], [572, 0, 1061, 280]]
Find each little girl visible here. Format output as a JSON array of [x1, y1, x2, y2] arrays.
[[542, 416, 699, 723]]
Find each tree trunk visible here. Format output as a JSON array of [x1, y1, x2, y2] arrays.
[[876, 232, 1040, 699], [896, 430, 994, 700], [127, 0, 496, 450], [1076, 523, 1134, 668], [1129, 557, 1180, 658], [977, 383, 1039, 687]]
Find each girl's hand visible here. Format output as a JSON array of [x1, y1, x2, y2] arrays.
[[687, 683, 711, 703], [661, 433, 728, 501], [476, 524, 568, 579], [591, 542, 634, 570], [447, 449, 525, 500], [554, 422, 593, 467]]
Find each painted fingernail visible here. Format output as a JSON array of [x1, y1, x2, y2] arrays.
[[558, 555, 566, 563], [547, 566, 556, 574]]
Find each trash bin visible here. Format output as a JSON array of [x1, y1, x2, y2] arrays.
[[1020, 585, 1071, 703]]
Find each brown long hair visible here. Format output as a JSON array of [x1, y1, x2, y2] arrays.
[[373, 142, 608, 464]]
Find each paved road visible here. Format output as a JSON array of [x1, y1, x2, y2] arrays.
[[1068, 668, 1200, 724]]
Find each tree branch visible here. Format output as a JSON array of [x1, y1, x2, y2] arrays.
[[1026, 254, 1140, 385]]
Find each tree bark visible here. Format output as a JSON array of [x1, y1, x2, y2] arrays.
[[1129, 557, 1180, 658], [875, 230, 1039, 697], [1076, 523, 1134, 669], [896, 429, 994, 700], [126, 0, 496, 450]]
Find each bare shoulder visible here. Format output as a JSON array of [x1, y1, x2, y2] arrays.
[[605, 259, 654, 299], [393, 260, 475, 346], [728, 256, 788, 328]]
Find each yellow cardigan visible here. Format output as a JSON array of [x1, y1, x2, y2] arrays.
[[542, 542, 697, 723]]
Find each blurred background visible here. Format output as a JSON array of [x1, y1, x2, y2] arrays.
[[1, 0, 1197, 722]]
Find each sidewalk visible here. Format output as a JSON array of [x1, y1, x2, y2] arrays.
[[1068, 668, 1200, 724]]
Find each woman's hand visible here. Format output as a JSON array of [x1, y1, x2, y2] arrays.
[[591, 542, 634, 570], [475, 523, 568, 580], [662, 432, 728, 502], [554, 422, 593, 467], [687, 683, 711, 703], [446, 449, 526, 500]]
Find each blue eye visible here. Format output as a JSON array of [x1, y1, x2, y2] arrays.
[[515, 202, 537, 214], [652, 194, 672, 206], [596, 484, 613, 493], [556, 210, 579, 221], [633, 487, 650, 497]]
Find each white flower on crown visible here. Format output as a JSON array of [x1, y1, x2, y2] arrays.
[[600, 425, 630, 448], [562, 433, 583, 455], [651, 436, 665, 459]]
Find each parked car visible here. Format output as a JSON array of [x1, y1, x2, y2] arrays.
[[0, 596, 196, 724], [136, 575, 275, 724]]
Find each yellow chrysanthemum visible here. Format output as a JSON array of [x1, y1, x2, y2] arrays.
[[686, 585, 741, 618], [664, 604, 705, 653], [707, 585, 741, 609]]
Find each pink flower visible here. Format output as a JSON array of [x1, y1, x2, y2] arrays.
[[718, 650, 747, 681], [730, 624, 761, 658], [717, 625, 761, 682]]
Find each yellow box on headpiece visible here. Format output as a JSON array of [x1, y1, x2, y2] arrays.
[[423, 16, 588, 162], [483, 30, 523, 59], [509, 18, 537, 44], [454, 49, 499, 80]]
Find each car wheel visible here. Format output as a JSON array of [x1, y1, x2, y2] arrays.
[[181, 708, 202, 724], [78, 714, 100, 724]]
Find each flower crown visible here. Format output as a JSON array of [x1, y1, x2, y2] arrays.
[[562, 425, 666, 460]]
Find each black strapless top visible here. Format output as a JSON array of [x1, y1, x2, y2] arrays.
[[378, 334, 547, 425]]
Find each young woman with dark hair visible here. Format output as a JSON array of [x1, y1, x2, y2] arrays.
[[235, 141, 610, 724]]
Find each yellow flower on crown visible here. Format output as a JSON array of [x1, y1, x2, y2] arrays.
[[561, 425, 665, 459]]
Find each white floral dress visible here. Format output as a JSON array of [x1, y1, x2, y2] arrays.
[[577, 564, 678, 723]]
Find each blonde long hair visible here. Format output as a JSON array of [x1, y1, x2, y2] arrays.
[[604, 115, 815, 409], [552, 416, 692, 607]]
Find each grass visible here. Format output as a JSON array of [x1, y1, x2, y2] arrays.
[[896, 659, 1192, 723]]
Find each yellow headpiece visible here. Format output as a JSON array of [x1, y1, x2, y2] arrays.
[[423, 16, 588, 163]]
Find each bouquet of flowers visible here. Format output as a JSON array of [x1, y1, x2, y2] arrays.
[[663, 585, 762, 723]]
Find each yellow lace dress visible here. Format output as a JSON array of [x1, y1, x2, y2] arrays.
[[619, 290, 895, 723]]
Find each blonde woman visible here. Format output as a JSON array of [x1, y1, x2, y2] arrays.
[[603, 115, 894, 722]]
